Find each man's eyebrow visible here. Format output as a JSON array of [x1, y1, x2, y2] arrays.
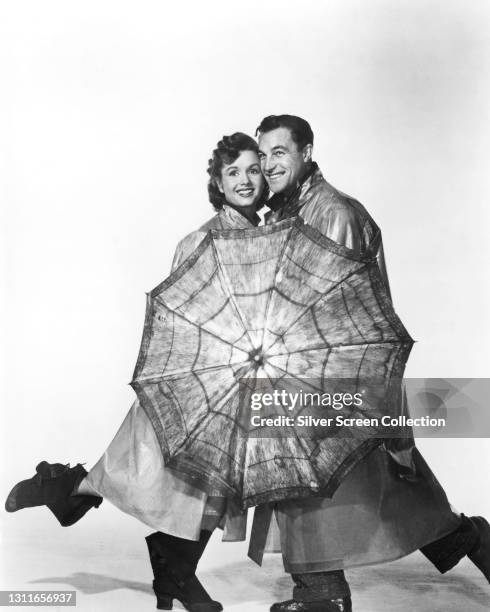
[[258, 145, 287, 155]]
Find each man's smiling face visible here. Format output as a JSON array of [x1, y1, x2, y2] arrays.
[[258, 127, 311, 194]]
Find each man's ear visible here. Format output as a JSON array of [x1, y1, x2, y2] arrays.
[[302, 144, 313, 163]]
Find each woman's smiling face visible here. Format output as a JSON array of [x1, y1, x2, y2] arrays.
[[218, 149, 264, 208]]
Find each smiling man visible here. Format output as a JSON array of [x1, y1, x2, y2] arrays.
[[258, 124, 312, 194], [254, 114, 489, 612], [257, 114, 389, 292]]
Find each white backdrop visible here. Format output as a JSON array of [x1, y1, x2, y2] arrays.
[[2, 0, 489, 528]]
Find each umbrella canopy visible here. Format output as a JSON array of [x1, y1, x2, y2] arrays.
[[131, 217, 413, 508]]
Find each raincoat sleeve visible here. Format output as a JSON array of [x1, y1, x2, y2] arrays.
[[170, 244, 185, 272], [375, 238, 391, 301], [306, 200, 392, 300], [170, 231, 206, 272], [314, 203, 419, 473], [313, 204, 362, 252]]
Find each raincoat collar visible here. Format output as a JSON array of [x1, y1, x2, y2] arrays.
[[221, 203, 261, 228], [266, 162, 324, 221]]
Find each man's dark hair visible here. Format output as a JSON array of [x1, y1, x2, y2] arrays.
[[207, 132, 268, 211], [255, 115, 314, 150]]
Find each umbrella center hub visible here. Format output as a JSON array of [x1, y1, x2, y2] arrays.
[[249, 347, 265, 368]]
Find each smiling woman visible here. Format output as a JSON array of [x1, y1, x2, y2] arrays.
[[4, 130, 270, 612], [218, 150, 263, 209], [207, 132, 269, 218]]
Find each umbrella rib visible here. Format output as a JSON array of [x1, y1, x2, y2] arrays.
[[191, 326, 202, 371], [186, 371, 250, 466], [181, 436, 242, 467], [283, 250, 339, 283], [344, 275, 401, 341], [260, 362, 322, 458], [140, 362, 249, 384], [199, 296, 231, 326], [265, 361, 326, 395], [176, 370, 242, 458], [197, 369, 237, 424], [268, 343, 406, 413], [157, 380, 189, 439], [171, 265, 220, 311], [341, 285, 368, 343], [343, 279, 386, 338], [270, 339, 408, 358], [264, 262, 372, 353], [153, 295, 249, 353], [159, 311, 176, 378], [210, 240, 257, 349], [271, 286, 315, 308], [191, 370, 212, 427], [309, 308, 334, 390], [377, 343, 404, 381], [259, 223, 295, 349], [320, 346, 332, 390], [367, 264, 411, 339], [247, 456, 313, 468], [311, 305, 331, 348], [223, 254, 280, 266], [354, 344, 369, 392], [164, 369, 237, 458]]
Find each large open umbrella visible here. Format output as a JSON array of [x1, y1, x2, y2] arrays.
[[131, 217, 413, 507]]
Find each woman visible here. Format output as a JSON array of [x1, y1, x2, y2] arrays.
[[5, 132, 268, 612]]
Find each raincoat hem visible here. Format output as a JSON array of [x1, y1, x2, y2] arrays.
[[280, 518, 463, 573]]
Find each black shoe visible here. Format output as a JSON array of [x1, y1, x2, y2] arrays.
[[270, 598, 352, 612], [146, 531, 222, 612], [5, 461, 102, 526], [468, 516, 490, 583], [151, 576, 222, 611]]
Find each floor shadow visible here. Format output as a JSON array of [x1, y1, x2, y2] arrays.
[[30, 572, 153, 596], [28, 559, 489, 609], [207, 559, 489, 608], [349, 562, 489, 607], [206, 561, 291, 601], [27, 562, 284, 604]]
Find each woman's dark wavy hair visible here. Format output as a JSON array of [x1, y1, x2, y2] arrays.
[[207, 132, 269, 211]]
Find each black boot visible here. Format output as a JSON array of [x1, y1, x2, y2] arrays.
[[145, 530, 222, 611], [271, 571, 352, 612], [467, 516, 490, 583], [5, 461, 102, 526], [420, 513, 490, 581]]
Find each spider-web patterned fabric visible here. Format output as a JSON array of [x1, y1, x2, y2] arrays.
[[131, 217, 413, 507]]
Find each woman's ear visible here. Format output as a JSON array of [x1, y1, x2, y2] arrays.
[[302, 144, 313, 163], [217, 179, 224, 194]]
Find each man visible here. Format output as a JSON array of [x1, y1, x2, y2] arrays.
[[255, 114, 489, 612]]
